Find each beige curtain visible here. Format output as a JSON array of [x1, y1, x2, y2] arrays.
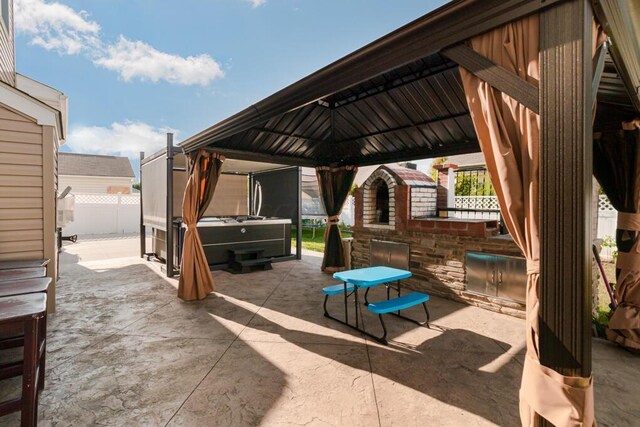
[[594, 119, 640, 351], [178, 150, 224, 301], [459, 15, 595, 427]]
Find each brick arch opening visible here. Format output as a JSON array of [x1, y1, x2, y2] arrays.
[[363, 169, 396, 229]]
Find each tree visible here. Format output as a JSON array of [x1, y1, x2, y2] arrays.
[[430, 157, 448, 182], [454, 171, 495, 196]]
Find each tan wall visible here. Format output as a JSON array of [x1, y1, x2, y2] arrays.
[[0, 0, 15, 86], [0, 104, 58, 311]]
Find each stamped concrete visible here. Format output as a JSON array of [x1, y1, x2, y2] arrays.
[[0, 235, 637, 426]]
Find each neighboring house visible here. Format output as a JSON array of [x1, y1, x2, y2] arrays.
[[0, 0, 67, 311], [59, 153, 135, 194], [447, 152, 485, 170]]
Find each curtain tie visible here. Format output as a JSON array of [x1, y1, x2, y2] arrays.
[[618, 212, 640, 231], [621, 119, 640, 130], [520, 355, 594, 427], [526, 260, 540, 275], [186, 222, 197, 230], [327, 215, 340, 224]]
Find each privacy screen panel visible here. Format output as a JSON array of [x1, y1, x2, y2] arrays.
[[254, 167, 299, 224], [141, 156, 167, 230]]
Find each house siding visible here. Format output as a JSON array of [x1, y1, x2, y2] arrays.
[[59, 175, 133, 194], [0, 0, 14, 86], [42, 125, 57, 312], [0, 104, 58, 311]]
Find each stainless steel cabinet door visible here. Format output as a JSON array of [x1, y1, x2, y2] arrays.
[[496, 255, 527, 303], [466, 252, 498, 297], [370, 240, 410, 270]]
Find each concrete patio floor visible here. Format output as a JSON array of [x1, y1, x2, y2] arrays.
[[1, 235, 638, 426]]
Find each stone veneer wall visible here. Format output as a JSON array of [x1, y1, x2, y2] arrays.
[[351, 226, 526, 317]]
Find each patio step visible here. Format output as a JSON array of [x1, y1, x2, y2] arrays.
[[322, 283, 355, 296], [227, 248, 272, 273], [367, 292, 430, 314]]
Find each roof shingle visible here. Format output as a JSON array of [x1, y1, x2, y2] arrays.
[[59, 153, 135, 178]]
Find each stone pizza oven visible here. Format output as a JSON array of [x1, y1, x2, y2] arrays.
[[361, 165, 436, 229]]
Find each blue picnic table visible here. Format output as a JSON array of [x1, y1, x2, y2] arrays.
[[324, 266, 430, 343]]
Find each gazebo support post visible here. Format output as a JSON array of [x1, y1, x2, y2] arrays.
[[248, 172, 254, 215], [539, 0, 593, 424], [139, 151, 145, 258], [296, 166, 302, 260], [166, 134, 175, 278]]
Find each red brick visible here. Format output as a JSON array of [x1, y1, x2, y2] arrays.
[[450, 221, 469, 230], [435, 221, 450, 230]]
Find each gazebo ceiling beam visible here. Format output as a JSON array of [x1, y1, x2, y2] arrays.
[[250, 127, 325, 146], [331, 111, 469, 145], [204, 147, 317, 168], [331, 140, 480, 167], [442, 43, 540, 113]]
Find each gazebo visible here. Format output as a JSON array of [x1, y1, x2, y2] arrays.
[[176, 0, 640, 425]]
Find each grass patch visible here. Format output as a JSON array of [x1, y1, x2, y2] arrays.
[[598, 261, 616, 312], [593, 260, 616, 337], [291, 225, 352, 253]]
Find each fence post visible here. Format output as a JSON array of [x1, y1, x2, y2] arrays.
[[116, 192, 122, 234]]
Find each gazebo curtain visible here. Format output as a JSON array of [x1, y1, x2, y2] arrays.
[[593, 120, 640, 352], [315, 166, 357, 272], [178, 150, 224, 301], [459, 15, 595, 427]]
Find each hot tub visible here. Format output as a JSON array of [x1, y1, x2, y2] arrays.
[[179, 216, 292, 267]]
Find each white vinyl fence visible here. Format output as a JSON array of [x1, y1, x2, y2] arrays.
[[62, 193, 140, 236], [341, 196, 355, 226], [597, 195, 618, 261], [63, 193, 355, 236]]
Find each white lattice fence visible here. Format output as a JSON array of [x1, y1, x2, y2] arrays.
[[63, 193, 140, 235], [454, 195, 500, 210], [598, 194, 615, 211]]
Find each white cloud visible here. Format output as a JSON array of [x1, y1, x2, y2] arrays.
[[67, 121, 177, 160], [15, 0, 100, 55], [245, 0, 267, 8], [14, 0, 223, 86], [95, 36, 223, 85]]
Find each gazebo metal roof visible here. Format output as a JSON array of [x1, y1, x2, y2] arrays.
[[180, 0, 639, 167]]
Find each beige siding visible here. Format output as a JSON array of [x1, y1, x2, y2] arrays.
[[42, 125, 58, 312], [0, 0, 14, 86], [0, 105, 44, 264]]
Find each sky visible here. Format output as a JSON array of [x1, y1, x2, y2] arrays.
[[15, 0, 448, 177]]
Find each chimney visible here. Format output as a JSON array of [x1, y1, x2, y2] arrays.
[[433, 163, 457, 215]]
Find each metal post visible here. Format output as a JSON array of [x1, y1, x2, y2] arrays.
[[248, 172, 254, 215], [296, 166, 303, 259], [539, 2, 592, 425], [139, 151, 145, 258], [166, 134, 175, 278]]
